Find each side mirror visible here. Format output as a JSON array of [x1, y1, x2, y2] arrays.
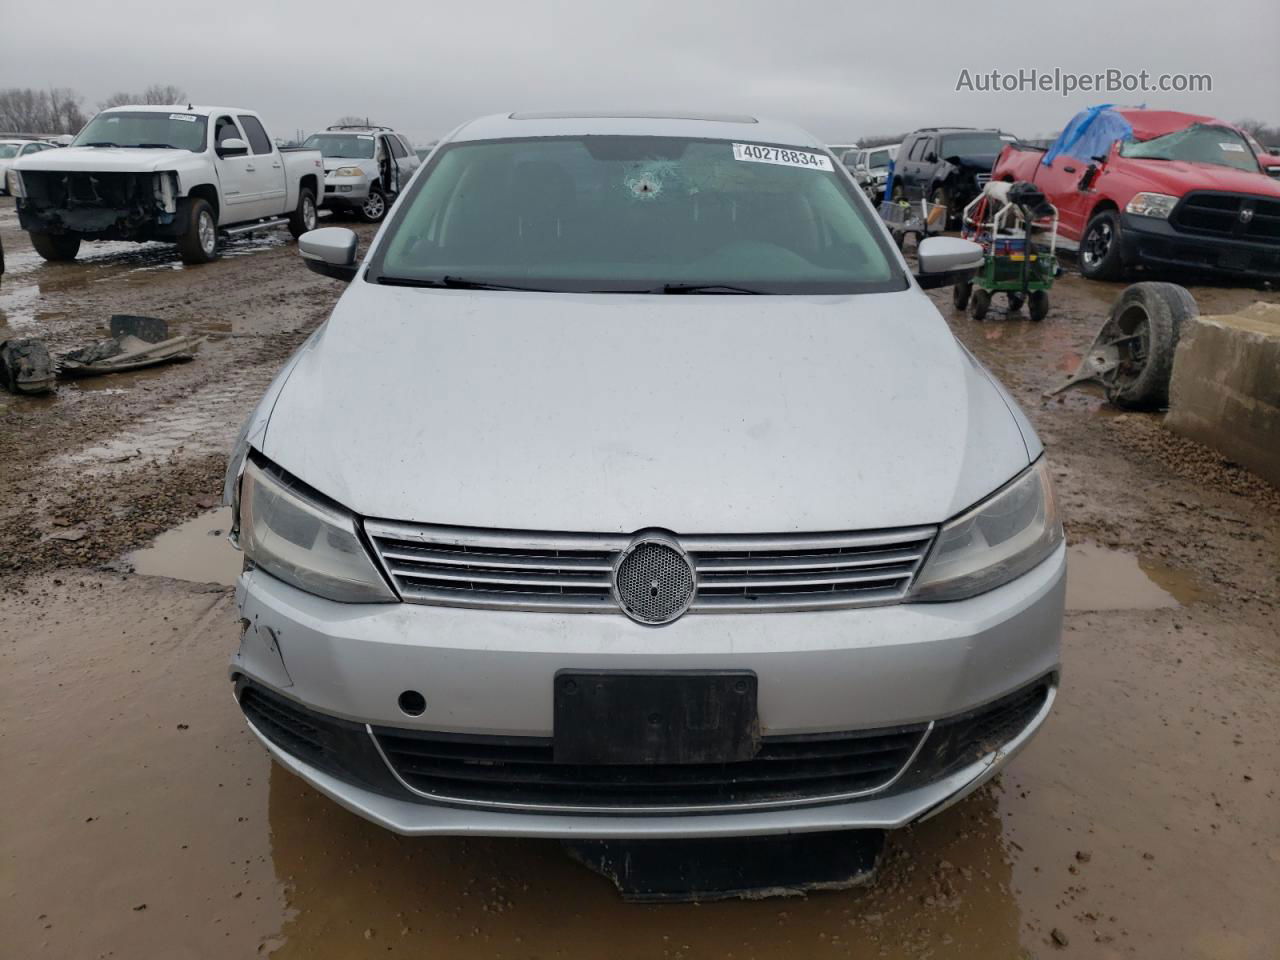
[[217, 138, 249, 158], [913, 236, 984, 289], [299, 227, 359, 282], [925, 153, 938, 163]]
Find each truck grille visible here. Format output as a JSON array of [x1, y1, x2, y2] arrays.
[[373, 721, 929, 811], [1171, 191, 1280, 245], [363, 521, 936, 614]]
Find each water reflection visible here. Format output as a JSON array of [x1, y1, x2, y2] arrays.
[[262, 765, 1026, 958]]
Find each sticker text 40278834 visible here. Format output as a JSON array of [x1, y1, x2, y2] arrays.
[[732, 143, 833, 171]]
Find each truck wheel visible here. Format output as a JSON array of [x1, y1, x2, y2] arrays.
[[969, 287, 991, 321], [1100, 282, 1196, 409], [288, 188, 318, 239], [178, 199, 218, 264], [30, 231, 81, 262], [360, 186, 387, 223], [1028, 290, 1049, 322], [952, 281, 971, 310], [1079, 210, 1125, 281]]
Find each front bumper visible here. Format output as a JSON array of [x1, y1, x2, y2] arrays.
[[1119, 212, 1280, 280], [231, 542, 1065, 837], [321, 174, 371, 207]]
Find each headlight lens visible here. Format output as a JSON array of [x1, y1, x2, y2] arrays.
[[239, 459, 396, 603], [7, 168, 25, 197], [332, 166, 364, 178], [910, 459, 1062, 602], [1125, 192, 1179, 219]]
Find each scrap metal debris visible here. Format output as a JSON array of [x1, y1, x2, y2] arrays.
[[0, 315, 202, 395]]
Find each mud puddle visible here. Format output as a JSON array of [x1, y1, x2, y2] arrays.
[[1066, 542, 1214, 610], [126, 507, 240, 585]]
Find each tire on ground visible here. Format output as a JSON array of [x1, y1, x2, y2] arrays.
[[969, 287, 991, 321], [289, 188, 318, 238], [952, 281, 971, 310], [1103, 282, 1197, 409], [177, 198, 218, 264], [1028, 289, 1050, 322], [30, 231, 81, 262], [360, 186, 388, 223]]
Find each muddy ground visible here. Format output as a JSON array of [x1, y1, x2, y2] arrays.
[[1, 197, 1278, 959]]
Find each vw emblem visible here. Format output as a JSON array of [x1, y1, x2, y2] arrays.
[[1239, 207, 1255, 224]]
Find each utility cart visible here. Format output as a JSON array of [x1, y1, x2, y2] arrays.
[[879, 197, 948, 250], [953, 181, 1058, 322]]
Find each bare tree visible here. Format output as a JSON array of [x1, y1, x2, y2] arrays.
[[1235, 118, 1280, 147], [0, 87, 85, 134], [333, 115, 372, 127], [99, 84, 188, 110]]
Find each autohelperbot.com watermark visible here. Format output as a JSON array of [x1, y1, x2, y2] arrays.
[[955, 67, 1212, 97]]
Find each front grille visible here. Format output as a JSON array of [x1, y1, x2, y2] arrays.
[[1171, 191, 1280, 245], [975, 172, 992, 188], [364, 522, 936, 614], [374, 722, 928, 811]]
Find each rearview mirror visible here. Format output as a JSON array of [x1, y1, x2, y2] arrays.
[[217, 138, 249, 158], [299, 227, 359, 282], [913, 236, 984, 289]]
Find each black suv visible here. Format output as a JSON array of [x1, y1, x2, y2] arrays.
[[892, 128, 1011, 222]]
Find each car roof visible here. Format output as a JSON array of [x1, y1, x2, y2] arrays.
[[100, 105, 251, 117], [448, 112, 821, 148]]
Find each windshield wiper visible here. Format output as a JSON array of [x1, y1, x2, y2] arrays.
[[372, 275, 553, 292], [81, 141, 120, 148], [659, 283, 765, 294], [136, 143, 177, 149]]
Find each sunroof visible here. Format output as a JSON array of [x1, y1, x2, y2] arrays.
[[509, 111, 758, 123]]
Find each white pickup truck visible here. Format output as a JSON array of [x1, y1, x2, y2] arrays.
[[8, 105, 323, 264]]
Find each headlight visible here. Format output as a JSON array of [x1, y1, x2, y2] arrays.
[[332, 166, 364, 178], [6, 168, 25, 197], [910, 459, 1062, 602], [238, 458, 396, 603], [1125, 192, 1179, 219]]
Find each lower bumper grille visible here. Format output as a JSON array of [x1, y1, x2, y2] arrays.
[[238, 676, 1054, 813]]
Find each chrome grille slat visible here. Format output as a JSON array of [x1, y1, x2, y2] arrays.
[[366, 521, 936, 614]]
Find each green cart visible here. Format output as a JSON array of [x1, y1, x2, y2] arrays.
[[952, 183, 1058, 322]]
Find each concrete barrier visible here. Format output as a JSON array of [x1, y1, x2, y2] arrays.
[[1166, 302, 1280, 488]]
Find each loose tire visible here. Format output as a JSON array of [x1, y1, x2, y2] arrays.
[[289, 188, 319, 239], [1028, 290, 1050, 322], [952, 281, 971, 310], [30, 231, 81, 262], [969, 287, 991, 321], [1079, 209, 1125, 281], [1100, 282, 1196, 409], [1006, 292, 1025, 312], [360, 186, 387, 223], [178, 199, 218, 264]]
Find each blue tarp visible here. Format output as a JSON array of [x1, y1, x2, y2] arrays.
[[1042, 105, 1134, 167]]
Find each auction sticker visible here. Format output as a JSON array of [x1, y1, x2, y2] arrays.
[[169, 114, 198, 122], [733, 143, 833, 171]]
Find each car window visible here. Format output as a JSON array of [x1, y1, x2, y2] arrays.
[[369, 135, 905, 295], [72, 112, 207, 152], [386, 135, 407, 160], [397, 134, 414, 156], [236, 115, 273, 155], [939, 132, 1004, 157], [1120, 124, 1262, 174], [908, 137, 926, 161], [0, 144, 18, 159], [302, 133, 376, 159], [215, 116, 243, 148]]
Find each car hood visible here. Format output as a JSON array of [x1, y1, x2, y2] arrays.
[[1117, 157, 1280, 196], [323, 157, 373, 172], [260, 286, 1033, 533], [13, 146, 196, 173]]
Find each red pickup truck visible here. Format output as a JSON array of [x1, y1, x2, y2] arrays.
[[992, 107, 1280, 282]]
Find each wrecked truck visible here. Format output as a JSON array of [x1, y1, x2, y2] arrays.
[[9, 105, 322, 264]]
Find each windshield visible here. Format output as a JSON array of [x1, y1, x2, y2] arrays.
[[72, 112, 207, 151], [368, 136, 904, 294], [868, 149, 892, 170], [940, 133, 1004, 157], [1120, 124, 1261, 173], [302, 133, 376, 159], [0, 144, 20, 159]]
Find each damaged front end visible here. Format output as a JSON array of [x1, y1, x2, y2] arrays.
[[16, 170, 181, 240]]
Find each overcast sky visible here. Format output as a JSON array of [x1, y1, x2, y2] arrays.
[[3, 0, 1278, 146]]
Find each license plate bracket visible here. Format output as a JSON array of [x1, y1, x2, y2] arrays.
[[553, 671, 760, 765]]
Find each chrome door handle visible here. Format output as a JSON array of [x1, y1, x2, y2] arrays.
[[272, 162, 281, 169], [245, 164, 256, 171]]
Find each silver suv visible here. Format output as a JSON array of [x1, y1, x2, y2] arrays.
[[227, 112, 1064, 839], [302, 124, 420, 222]]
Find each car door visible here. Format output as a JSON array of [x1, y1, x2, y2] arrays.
[[396, 135, 420, 181], [213, 115, 258, 223], [237, 114, 286, 217], [898, 136, 926, 199]]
